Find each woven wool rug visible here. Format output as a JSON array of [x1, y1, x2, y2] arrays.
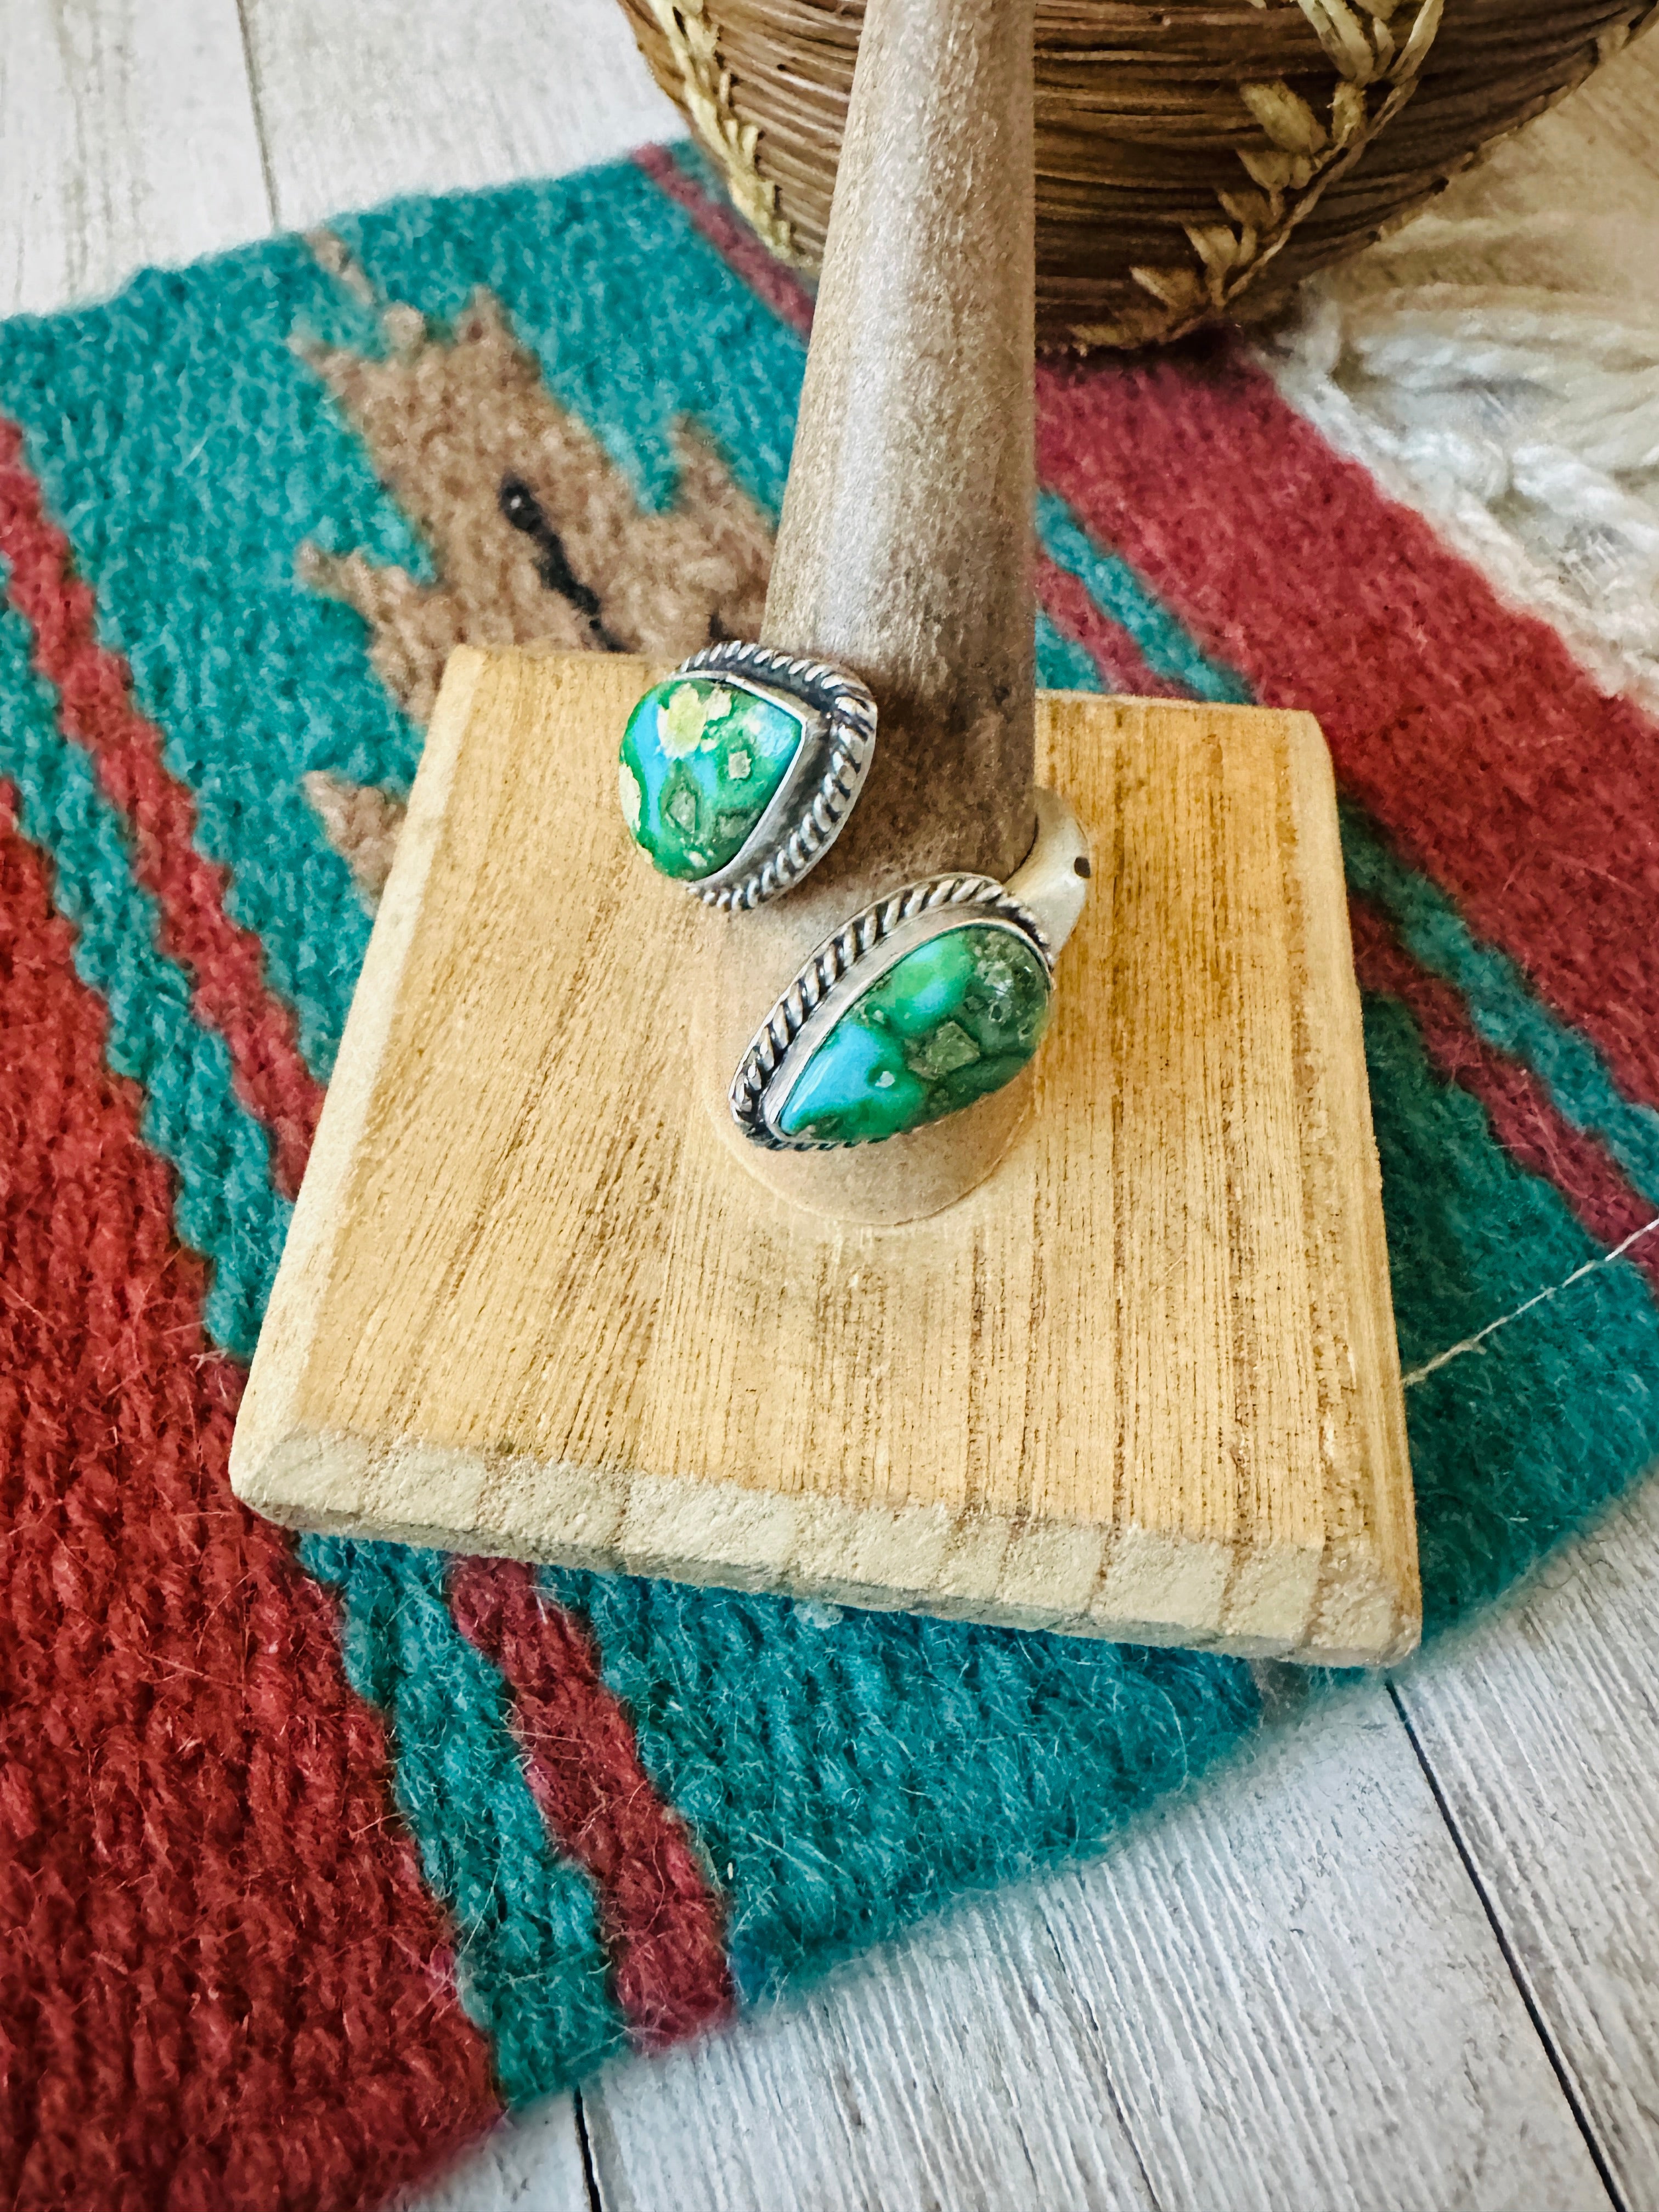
[[4, 142, 1659, 2210]]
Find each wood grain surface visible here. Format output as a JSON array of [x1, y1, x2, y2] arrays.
[[238, 0, 679, 232], [7, 4, 1658, 2206], [1396, 1476, 1659, 2209], [0, 0, 270, 317], [229, 650, 1417, 1664]]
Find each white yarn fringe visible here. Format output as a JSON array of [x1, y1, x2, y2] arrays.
[[1256, 213, 1659, 717]]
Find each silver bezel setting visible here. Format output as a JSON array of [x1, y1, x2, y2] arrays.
[[730, 874, 1053, 1150], [659, 641, 877, 910]]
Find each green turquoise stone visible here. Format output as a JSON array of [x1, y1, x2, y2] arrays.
[[619, 674, 807, 881], [777, 923, 1051, 1145]]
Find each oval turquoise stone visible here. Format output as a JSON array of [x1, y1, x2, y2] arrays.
[[777, 923, 1052, 1145], [619, 675, 808, 881]]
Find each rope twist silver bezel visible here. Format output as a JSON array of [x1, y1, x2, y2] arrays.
[[670, 640, 877, 911], [730, 873, 1053, 1149]]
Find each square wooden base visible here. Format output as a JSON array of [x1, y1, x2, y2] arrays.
[[230, 649, 1419, 1666]]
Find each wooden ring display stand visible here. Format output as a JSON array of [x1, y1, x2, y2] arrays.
[[230, 0, 1420, 1665]]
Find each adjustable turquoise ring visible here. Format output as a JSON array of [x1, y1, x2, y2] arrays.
[[618, 641, 876, 910], [730, 791, 1091, 1149]]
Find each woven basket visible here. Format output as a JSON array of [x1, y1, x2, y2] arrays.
[[619, 0, 1654, 346]]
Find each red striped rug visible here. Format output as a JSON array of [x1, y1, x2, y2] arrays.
[[2, 145, 1656, 2209]]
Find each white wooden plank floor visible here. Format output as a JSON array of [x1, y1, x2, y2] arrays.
[[579, 1684, 1609, 2212], [0, 0, 272, 315], [7, 7, 1658, 2205]]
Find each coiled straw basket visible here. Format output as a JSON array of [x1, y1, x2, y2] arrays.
[[618, 0, 1655, 346]]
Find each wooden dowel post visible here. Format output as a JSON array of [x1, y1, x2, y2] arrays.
[[693, 0, 1039, 1223]]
